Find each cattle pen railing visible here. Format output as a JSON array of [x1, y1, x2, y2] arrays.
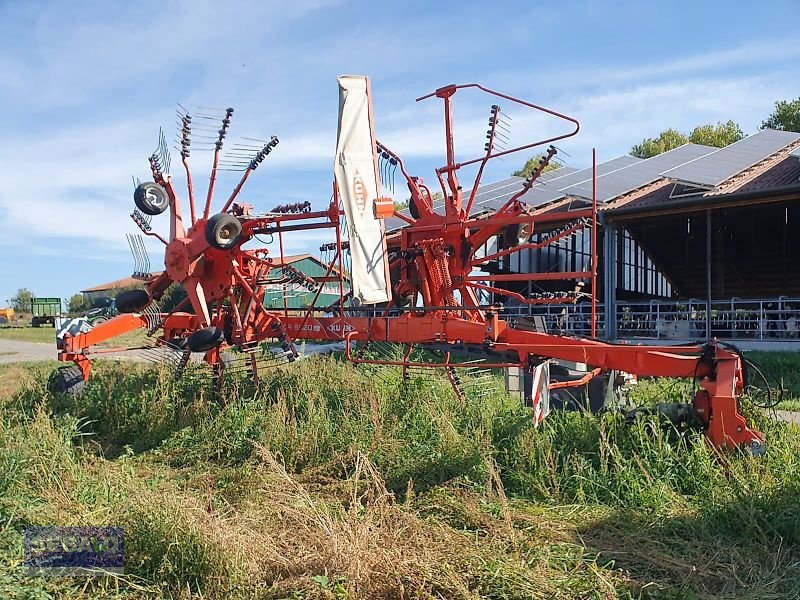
[[506, 297, 800, 341]]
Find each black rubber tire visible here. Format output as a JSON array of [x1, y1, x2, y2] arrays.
[[48, 365, 86, 396], [165, 336, 188, 350], [187, 326, 225, 353], [205, 213, 243, 250], [408, 196, 420, 219], [115, 289, 150, 313], [134, 182, 170, 216], [31, 317, 40, 328], [91, 317, 108, 326], [503, 223, 531, 248]]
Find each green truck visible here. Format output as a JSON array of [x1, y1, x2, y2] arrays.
[[31, 297, 62, 327]]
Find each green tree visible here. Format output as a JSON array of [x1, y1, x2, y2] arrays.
[[761, 98, 800, 132], [8, 288, 34, 312], [630, 128, 689, 158], [396, 190, 443, 211], [160, 283, 188, 313], [631, 121, 744, 158], [688, 120, 744, 147], [67, 294, 89, 314], [513, 154, 564, 178]]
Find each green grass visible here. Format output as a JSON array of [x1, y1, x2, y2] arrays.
[[0, 326, 57, 343], [1, 358, 799, 598]]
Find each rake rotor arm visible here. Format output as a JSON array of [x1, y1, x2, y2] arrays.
[[471, 219, 589, 267], [416, 83, 580, 173], [182, 156, 197, 225]]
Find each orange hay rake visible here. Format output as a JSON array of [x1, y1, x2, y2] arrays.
[[52, 76, 764, 454]]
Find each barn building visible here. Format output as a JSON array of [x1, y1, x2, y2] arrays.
[[262, 254, 350, 310], [387, 129, 800, 348]]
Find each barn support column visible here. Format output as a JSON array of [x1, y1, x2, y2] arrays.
[[602, 217, 617, 340], [713, 211, 726, 298], [705, 210, 712, 341]]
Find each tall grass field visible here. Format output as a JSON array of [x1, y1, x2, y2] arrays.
[[1, 357, 799, 599]]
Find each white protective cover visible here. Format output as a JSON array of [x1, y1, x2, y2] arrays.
[[334, 75, 391, 304]]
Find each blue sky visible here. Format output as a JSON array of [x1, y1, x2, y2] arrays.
[[1, 0, 799, 305]]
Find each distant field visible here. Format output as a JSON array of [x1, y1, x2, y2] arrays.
[[0, 326, 56, 343]]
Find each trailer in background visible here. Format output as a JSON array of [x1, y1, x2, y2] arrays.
[[31, 297, 62, 327]]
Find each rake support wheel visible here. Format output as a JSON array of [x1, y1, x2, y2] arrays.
[[187, 326, 225, 353], [134, 182, 170, 216], [49, 365, 86, 396], [115, 289, 150, 313], [206, 213, 242, 250]]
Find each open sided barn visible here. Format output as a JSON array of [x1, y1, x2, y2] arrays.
[[389, 129, 800, 348]]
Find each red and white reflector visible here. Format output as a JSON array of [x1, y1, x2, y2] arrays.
[[528, 361, 551, 426]]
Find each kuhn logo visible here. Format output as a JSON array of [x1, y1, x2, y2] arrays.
[[352, 172, 367, 213]]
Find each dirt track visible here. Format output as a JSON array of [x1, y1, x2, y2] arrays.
[[0, 339, 161, 364], [0, 339, 57, 363]]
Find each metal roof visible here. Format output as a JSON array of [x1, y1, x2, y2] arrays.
[[790, 147, 800, 159], [660, 129, 800, 188], [561, 143, 714, 201]]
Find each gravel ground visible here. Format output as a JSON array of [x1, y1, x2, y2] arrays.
[[0, 339, 57, 363], [0, 339, 169, 364]]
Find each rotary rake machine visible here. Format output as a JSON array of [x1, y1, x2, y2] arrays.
[[51, 76, 765, 454]]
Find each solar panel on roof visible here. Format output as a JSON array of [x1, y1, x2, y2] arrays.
[[561, 143, 714, 201], [660, 129, 800, 188], [473, 156, 639, 212], [384, 156, 641, 232]]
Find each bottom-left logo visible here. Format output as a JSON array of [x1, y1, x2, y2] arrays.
[[24, 526, 124, 576]]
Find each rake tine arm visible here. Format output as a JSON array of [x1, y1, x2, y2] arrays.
[[221, 166, 254, 214], [183, 156, 197, 224], [203, 108, 234, 220]]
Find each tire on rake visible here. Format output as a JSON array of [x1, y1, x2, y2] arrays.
[[205, 213, 243, 250], [166, 336, 188, 350], [115, 289, 150, 313], [134, 182, 170, 216], [48, 365, 86, 396], [502, 222, 531, 248], [187, 326, 225, 353]]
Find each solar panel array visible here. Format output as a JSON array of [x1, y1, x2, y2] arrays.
[[385, 157, 643, 232], [478, 156, 640, 212], [560, 144, 714, 201], [660, 129, 800, 188], [384, 168, 578, 232], [384, 132, 800, 233]]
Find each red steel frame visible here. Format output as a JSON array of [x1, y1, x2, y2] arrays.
[[57, 82, 764, 454]]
